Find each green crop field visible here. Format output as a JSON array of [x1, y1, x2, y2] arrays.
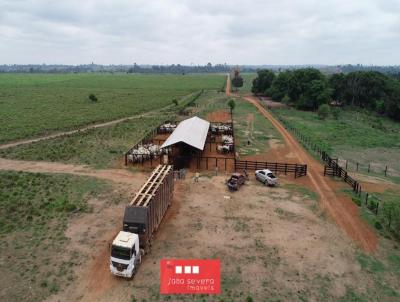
[[0, 171, 121, 302], [275, 107, 400, 177], [0, 73, 224, 144]]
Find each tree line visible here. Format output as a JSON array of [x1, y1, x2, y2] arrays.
[[251, 68, 400, 121], [0, 63, 230, 74]]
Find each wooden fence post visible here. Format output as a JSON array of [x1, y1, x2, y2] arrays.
[[365, 193, 369, 205], [385, 166, 388, 176], [368, 163, 370, 173], [356, 162, 359, 171]]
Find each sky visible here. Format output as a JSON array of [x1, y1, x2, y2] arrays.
[[0, 0, 399, 65]]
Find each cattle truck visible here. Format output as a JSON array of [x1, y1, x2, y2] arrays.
[[110, 165, 174, 278]]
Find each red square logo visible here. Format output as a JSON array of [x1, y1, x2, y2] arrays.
[[160, 259, 221, 294]]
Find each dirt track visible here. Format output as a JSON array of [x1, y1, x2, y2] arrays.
[[242, 95, 377, 252], [0, 158, 141, 184], [0, 111, 162, 150]]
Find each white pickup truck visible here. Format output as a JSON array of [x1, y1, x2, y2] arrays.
[[255, 169, 278, 186]]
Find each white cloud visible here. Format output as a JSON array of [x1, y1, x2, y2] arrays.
[[0, 0, 399, 64]]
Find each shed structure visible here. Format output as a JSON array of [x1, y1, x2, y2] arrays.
[[161, 116, 210, 169]]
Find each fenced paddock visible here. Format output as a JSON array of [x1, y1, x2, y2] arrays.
[[235, 160, 307, 178], [124, 112, 308, 178]]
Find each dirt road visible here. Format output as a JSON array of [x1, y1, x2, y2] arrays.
[[242, 95, 377, 252], [0, 158, 141, 184], [225, 73, 231, 96]]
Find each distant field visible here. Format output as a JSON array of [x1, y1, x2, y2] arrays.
[[275, 108, 400, 176], [236, 72, 256, 94], [0, 73, 224, 143]]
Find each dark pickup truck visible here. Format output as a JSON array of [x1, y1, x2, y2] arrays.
[[226, 173, 246, 191]]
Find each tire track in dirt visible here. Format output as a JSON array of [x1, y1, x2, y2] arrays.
[[0, 158, 142, 184], [242, 95, 377, 252]]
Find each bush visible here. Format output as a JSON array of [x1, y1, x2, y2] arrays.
[[246, 296, 254, 302], [331, 107, 340, 120], [282, 95, 291, 104], [375, 221, 383, 230], [317, 104, 330, 120], [88, 94, 98, 102], [352, 197, 361, 206]]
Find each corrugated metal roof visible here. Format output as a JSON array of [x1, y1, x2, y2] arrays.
[[161, 116, 210, 151]]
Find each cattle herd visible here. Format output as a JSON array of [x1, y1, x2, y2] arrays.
[[127, 143, 163, 163], [127, 122, 235, 163], [216, 134, 234, 154]]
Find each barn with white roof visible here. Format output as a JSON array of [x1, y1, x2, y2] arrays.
[[161, 116, 210, 168]]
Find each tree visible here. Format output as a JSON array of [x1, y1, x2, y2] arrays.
[[228, 99, 236, 117], [329, 73, 346, 101], [88, 94, 98, 102], [231, 75, 243, 91], [231, 68, 243, 91], [172, 98, 178, 106], [251, 69, 275, 94], [317, 104, 330, 120], [267, 71, 291, 101]]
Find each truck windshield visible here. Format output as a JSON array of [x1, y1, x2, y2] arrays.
[[111, 246, 131, 260]]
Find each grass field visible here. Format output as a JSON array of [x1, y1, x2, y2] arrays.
[[0, 116, 164, 168], [275, 107, 400, 176], [0, 171, 119, 302], [0, 90, 217, 168], [234, 98, 282, 157], [0, 73, 224, 143], [236, 72, 256, 94]]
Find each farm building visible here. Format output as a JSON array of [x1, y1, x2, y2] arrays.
[[161, 116, 210, 169]]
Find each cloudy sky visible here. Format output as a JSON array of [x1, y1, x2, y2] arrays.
[[0, 0, 399, 65]]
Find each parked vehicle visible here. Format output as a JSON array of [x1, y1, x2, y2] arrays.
[[255, 169, 278, 186], [110, 165, 174, 278], [227, 173, 246, 191]]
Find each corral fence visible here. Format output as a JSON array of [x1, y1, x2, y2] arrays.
[[235, 160, 307, 178], [125, 119, 236, 165], [338, 159, 393, 177]]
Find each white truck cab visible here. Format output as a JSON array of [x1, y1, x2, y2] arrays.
[[110, 231, 141, 278]]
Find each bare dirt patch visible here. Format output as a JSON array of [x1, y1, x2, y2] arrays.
[[206, 110, 232, 123], [0, 158, 143, 185], [51, 175, 384, 301]]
